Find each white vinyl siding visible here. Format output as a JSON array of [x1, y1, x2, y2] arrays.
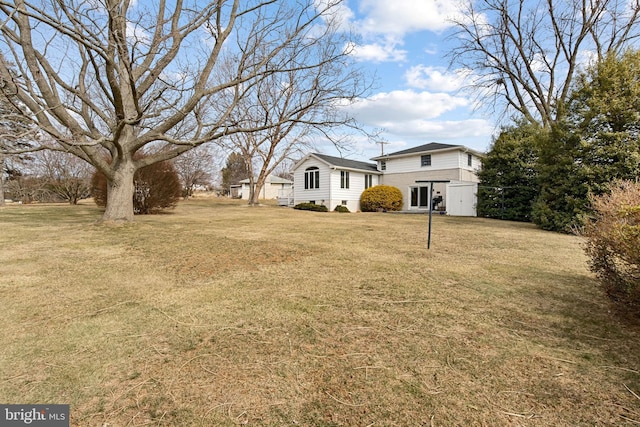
[[240, 181, 292, 200], [364, 174, 373, 189], [327, 169, 377, 211], [340, 170, 350, 189], [383, 151, 461, 174], [305, 167, 320, 189], [293, 158, 331, 206]]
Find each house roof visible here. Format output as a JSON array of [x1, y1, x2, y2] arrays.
[[295, 152, 380, 173], [371, 142, 484, 160], [238, 175, 293, 184]]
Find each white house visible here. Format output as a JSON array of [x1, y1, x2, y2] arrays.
[[292, 143, 483, 215], [292, 153, 382, 212], [371, 142, 483, 215], [237, 175, 293, 201]]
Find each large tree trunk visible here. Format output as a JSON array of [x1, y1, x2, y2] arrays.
[[250, 175, 268, 205], [102, 162, 136, 223]]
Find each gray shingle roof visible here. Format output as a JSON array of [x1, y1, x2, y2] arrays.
[[312, 153, 379, 172], [238, 175, 293, 184], [379, 142, 462, 158]]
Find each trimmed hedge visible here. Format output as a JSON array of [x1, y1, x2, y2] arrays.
[[334, 205, 350, 213], [293, 202, 328, 212], [360, 185, 403, 212]]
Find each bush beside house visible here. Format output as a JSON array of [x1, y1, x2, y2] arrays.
[[360, 185, 403, 212], [293, 202, 328, 212]]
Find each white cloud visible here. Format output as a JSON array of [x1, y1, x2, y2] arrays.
[[347, 41, 407, 62], [404, 66, 471, 92], [126, 21, 151, 44], [355, 0, 462, 36], [313, 0, 355, 31], [383, 118, 493, 140], [349, 90, 469, 123], [340, 1, 468, 63], [340, 89, 493, 154]]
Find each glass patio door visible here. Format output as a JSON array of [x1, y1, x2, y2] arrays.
[[410, 186, 430, 208]]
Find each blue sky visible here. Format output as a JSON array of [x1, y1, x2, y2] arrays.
[[319, 0, 496, 161]]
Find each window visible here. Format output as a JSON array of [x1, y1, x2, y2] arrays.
[[421, 154, 431, 167], [304, 167, 319, 189], [380, 160, 386, 171], [364, 174, 373, 189], [340, 170, 350, 189], [467, 153, 473, 167], [341, 200, 347, 206]]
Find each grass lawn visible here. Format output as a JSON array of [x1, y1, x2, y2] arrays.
[[1, 198, 639, 426]]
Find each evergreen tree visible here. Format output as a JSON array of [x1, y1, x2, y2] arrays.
[[533, 50, 640, 231], [532, 124, 590, 232], [570, 49, 640, 196], [220, 153, 249, 194], [477, 122, 539, 221]]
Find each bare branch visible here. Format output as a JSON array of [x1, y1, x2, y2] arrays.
[[448, 0, 640, 127]]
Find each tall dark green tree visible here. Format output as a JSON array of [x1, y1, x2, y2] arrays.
[[532, 124, 590, 232], [533, 49, 640, 231], [477, 121, 539, 221], [570, 49, 640, 196], [220, 152, 249, 194]]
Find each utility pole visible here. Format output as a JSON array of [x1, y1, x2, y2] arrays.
[[375, 139, 389, 156]]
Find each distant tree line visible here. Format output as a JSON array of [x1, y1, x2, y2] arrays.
[[2, 147, 217, 207]]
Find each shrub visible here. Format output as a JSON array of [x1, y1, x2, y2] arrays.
[[584, 180, 640, 312], [92, 160, 182, 214], [334, 205, 350, 213], [293, 202, 328, 212], [360, 185, 403, 212]]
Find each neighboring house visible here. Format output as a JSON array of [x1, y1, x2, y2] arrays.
[[292, 143, 483, 215], [292, 153, 382, 212], [237, 175, 293, 201]]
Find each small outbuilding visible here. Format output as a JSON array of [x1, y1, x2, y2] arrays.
[[237, 175, 293, 201]]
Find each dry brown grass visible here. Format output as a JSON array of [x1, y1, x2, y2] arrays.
[[1, 198, 639, 426]]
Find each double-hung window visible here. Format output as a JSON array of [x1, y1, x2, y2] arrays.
[[340, 170, 350, 189], [421, 154, 431, 167], [304, 167, 319, 189], [364, 174, 373, 189]]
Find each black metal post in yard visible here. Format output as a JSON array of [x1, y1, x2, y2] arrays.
[[428, 181, 434, 249], [416, 179, 450, 250]]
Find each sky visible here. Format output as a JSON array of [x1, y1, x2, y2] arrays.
[[319, 0, 496, 162]]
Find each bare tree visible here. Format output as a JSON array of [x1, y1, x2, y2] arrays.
[[172, 145, 217, 198], [0, 0, 366, 221], [0, 78, 33, 205], [448, 0, 640, 128], [30, 150, 92, 204], [272, 158, 294, 181], [219, 20, 369, 205]]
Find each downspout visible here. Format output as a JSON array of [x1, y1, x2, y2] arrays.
[[328, 166, 335, 208]]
